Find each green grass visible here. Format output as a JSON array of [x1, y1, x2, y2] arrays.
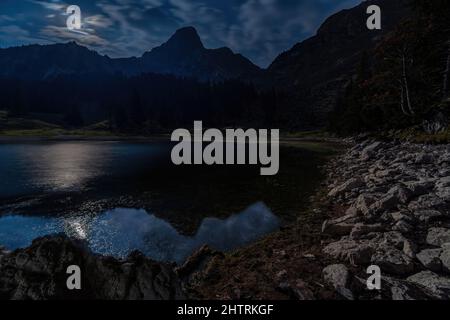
[[0, 113, 117, 138]]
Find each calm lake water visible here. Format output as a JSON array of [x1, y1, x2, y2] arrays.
[[0, 141, 333, 263]]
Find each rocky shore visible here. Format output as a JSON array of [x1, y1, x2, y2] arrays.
[[0, 235, 185, 300], [321, 139, 450, 299], [1, 139, 449, 300]]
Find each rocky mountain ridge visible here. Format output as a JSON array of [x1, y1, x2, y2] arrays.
[[267, 0, 410, 126], [0, 27, 261, 82]]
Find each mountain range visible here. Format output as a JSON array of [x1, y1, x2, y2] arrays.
[[0, 0, 411, 128], [0, 26, 261, 82]]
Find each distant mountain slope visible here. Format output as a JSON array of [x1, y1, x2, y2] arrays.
[[0, 27, 261, 82], [0, 42, 114, 80], [267, 0, 410, 126], [140, 27, 261, 81]]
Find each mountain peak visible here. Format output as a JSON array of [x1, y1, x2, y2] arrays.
[[164, 26, 204, 51]]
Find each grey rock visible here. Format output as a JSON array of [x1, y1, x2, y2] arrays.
[[388, 185, 413, 204], [416, 249, 443, 272], [0, 246, 9, 263], [392, 220, 414, 234], [403, 240, 417, 259], [436, 176, 450, 189], [175, 245, 223, 281], [0, 236, 186, 300], [438, 154, 450, 165], [321, 214, 359, 236], [346, 194, 377, 217], [322, 264, 354, 300], [323, 239, 375, 266], [405, 180, 435, 197], [371, 246, 415, 276], [436, 187, 450, 200], [390, 211, 414, 223], [440, 249, 450, 274], [408, 195, 447, 213], [413, 210, 444, 223], [415, 153, 434, 164], [379, 231, 408, 250], [371, 194, 400, 212], [328, 178, 365, 198], [407, 271, 450, 299], [360, 142, 382, 161], [383, 276, 435, 300], [350, 223, 385, 239], [427, 228, 450, 247]]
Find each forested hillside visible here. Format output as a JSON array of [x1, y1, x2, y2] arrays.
[[329, 0, 450, 136]]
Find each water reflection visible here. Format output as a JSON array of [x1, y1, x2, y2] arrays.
[[32, 143, 107, 191], [0, 202, 279, 263], [0, 142, 168, 198]]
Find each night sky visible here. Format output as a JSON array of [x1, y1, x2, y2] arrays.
[[0, 0, 361, 67]]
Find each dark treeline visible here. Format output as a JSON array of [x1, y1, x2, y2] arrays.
[[329, 0, 450, 135], [0, 73, 289, 133]]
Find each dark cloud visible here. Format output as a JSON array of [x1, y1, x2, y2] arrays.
[[0, 0, 361, 67]]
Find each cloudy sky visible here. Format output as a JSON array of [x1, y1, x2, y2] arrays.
[[0, 0, 361, 67]]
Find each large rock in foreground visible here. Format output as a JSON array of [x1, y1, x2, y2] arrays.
[[0, 236, 186, 300]]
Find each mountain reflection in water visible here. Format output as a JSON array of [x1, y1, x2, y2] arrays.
[[0, 202, 279, 263]]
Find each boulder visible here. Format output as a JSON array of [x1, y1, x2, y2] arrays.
[[0, 236, 186, 300], [390, 211, 414, 223], [328, 178, 365, 198], [322, 264, 354, 300], [383, 276, 435, 300], [436, 187, 450, 200], [415, 153, 434, 164], [0, 246, 9, 263], [175, 245, 223, 280], [407, 271, 450, 299], [378, 231, 408, 250], [403, 240, 417, 259], [350, 223, 385, 239], [392, 220, 414, 234], [371, 246, 415, 276], [322, 214, 359, 237], [438, 153, 450, 165], [370, 194, 400, 213], [416, 249, 443, 272], [409, 194, 446, 211], [426, 228, 450, 247], [346, 194, 377, 217], [323, 239, 375, 266], [436, 176, 450, 189], [440, 249, 450, 274], [360, 142, 382, 161], [405, 180, 435, 197], [413, 210, 444, 223], [388, 185, 413, 204]]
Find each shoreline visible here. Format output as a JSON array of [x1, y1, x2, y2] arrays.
[[186, 139, 450, 300], [0, 137, 343, 300], [0, 134, 171, 143], [2, 138, 448, 300]]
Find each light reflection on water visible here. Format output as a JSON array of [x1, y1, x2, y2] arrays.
[[0, 202, 279, 263], [0, 142, 168, 197]]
